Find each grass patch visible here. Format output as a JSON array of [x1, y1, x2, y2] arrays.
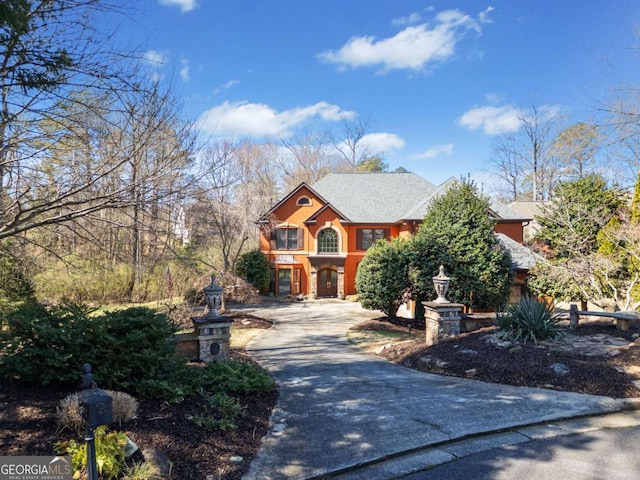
[[231, 328, 265, 349], [347, 329, 414, 348]]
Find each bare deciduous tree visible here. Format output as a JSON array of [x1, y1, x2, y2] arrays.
[[553, 122, 602, 179], [0, 0, 161, 242], [488, 104, 562, 201], [278, 131, 338, 191], [331, 116, 378, 171], [489, 134, 524, 202], [193, 141, 280, 273]]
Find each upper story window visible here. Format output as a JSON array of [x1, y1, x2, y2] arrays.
[[317, 228, 338, 254], [296, 196, 312, 206], [357, 228, 390, 250], [270, 227, 303, 250]]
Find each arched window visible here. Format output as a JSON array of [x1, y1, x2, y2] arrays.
[[318, 229, 338, 254], [297, 196, 312, 206]]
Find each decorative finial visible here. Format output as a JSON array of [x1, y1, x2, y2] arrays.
[[432, 265, 451, 304]]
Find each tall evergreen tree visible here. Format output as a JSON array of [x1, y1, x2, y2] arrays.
[[412, 180, 512, 310]]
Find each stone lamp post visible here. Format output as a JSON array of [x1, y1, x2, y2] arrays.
[[192, 274, 232, 362]]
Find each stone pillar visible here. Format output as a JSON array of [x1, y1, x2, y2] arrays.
[[309, 269, 317, 299], [425, 317, 439, 346], [569, 303, 579, 329], [422, 301, 464, 345], [193, 317, 233, 362], [337, 268, 345, 300]]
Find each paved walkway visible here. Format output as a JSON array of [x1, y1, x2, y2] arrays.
[[239, 300, 638, 480]]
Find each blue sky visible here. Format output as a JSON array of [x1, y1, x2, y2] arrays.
[[120, 1, 640, 186]]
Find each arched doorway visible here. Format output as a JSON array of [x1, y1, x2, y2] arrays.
[[317, 267, 338, 297]]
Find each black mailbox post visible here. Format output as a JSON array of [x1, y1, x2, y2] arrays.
[[79, 388, 112, 429], [79, 363, 113, 480]]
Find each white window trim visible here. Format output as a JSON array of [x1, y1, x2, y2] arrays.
[[315, 226, 342, 255], [296, 196, 312, 206]]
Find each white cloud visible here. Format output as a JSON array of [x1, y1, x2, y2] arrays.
[[458, 105, 523, 135], [198, 101, 356, 138], [360, 132, 405, 153], [458, 103, 562, 135], [158, 0, 197, 13], [479, 6, 495, 23], [392, 12, 423, 27], [214, 80, 239, 94], [413, 143, 454, 159], [180, 59, 190, 81], [318, 8, 491, 73], [143, 50, 167, 66]]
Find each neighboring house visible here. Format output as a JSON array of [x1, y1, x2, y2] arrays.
[[259, 172, 534, 300], [507, 201, 549, 243]]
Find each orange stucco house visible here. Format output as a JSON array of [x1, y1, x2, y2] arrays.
[[259, 172, 537, 299]]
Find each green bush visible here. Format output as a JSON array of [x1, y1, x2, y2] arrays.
[[1, 301, 275, 403], [199, 359, 276, 395], [191, 392, 245, 431], [55, 426, 128, 480], [235, 249, 270, 292], [1, 303, 178, 395], [356, 237, 411, 317], [131, 359, 275, 404], [497, 296, 565, 344]]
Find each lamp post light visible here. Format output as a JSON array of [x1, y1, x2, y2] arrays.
[[432, 265, 451, 304], [203, 274, 224, 319], [192, 274, 232, 362], [79, 363, 112, 480]]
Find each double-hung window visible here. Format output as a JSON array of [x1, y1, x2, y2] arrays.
[[271, 227, 303, 250], [357, 228, 390, 250]]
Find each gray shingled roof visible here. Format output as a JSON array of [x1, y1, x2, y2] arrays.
[[400, 177, 457, 220], [507, 201, 549, 219], [495, 233, 543, 270], [490, 201, 532, 221], [311, 173, 437, 223], [310, 173, 529, 223]]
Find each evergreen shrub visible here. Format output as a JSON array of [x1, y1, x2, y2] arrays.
[[236, 249, 270, 292], [355, 237, 410, 317], [0, 303, 178, 394]]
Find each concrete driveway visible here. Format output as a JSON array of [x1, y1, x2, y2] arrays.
[[238, 300, 631, 480]]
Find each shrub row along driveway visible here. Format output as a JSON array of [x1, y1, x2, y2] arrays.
[[239, 300, 629, 480]]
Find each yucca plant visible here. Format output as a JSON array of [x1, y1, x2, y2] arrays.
[[497, 295, 565, 344]]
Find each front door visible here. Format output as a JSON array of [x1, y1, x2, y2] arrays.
[[317, 268, 338, 297], [278, 269, 291, 295]]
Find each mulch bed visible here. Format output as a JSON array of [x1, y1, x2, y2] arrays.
[[359, 317, 640, 398], [0, 313, 278, 480]]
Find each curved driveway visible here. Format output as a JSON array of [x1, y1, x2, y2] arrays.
[[240, 300, 630, 480]]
